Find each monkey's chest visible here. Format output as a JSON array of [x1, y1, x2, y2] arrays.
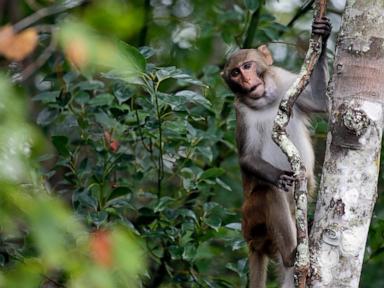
[[244, 111, 314, 172]]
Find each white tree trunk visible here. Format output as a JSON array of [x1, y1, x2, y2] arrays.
[[308, 1, 384, 287]]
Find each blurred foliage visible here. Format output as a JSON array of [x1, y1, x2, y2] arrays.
[[0, 75, 144, 288], [0, 0, 382, 287]]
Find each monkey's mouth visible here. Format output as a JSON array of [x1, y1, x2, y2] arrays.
[[248, 84, 263, 99]]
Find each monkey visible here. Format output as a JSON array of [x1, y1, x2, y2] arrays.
[[221, 17, 332, 288]]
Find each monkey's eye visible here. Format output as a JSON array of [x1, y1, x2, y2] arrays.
[[230, 68, 240, 77], [242, 62, 253, 70]]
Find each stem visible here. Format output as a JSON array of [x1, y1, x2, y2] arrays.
[[242, 0, 265, 49], [138, 0, 151, 46], [154, 88, 164, 198], [134, 102, 152, 153]]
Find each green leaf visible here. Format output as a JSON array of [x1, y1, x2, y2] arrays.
[[177, 209, 197, 223], [36, 108, 58, 126], [74, 91, 90, 105], [226, 259, 248, 276], [139, 46, 155, 59], [216, 178, 232, 191], [154, 196, 175, 212], [204, 215, 222, 231], [75, 80, 105, 91], [155, 67, 178, 82], [117, 41, 146, 74], [94, 111, 119, 129], [182, 244, 197, 261], [169, 245, 183, 260], [113, 82, 133, 104], [89, 211, 108, 228], [89, 93, 115, 107], [197, 146, 213, 162], [199, 168, 225, 180], [51, 136, 70, 157], [155, 67, 206, 87], [33, 91, 60, 103], [73, 190, 98, 210], [108, 186, 132, 201], [245, 0, 259, 11], [63, 71, 79, 86], [231, 239, 247, 251], [174, 90, 211, 110], [225, 222, 242, 231]]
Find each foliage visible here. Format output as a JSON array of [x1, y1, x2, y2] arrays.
[[33, 27, 246, 286], [0, 75, 144, 288], [0, 0, 383, 287]]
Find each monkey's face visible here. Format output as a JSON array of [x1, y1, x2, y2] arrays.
[[226, 60, 266, 100]]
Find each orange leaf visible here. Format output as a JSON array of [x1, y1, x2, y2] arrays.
[[0, 25, 38, 61], [90, 230, 113, 267], [110, 140, 120, 152], [64, 38, 89, 69]]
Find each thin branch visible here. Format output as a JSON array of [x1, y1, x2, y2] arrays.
[[13, 0, 86, 32], [13, 26, 57, 83], [271, 1, 327, 287], [25, 0, 42, 11], [269, 41, 298, 48], [41, 274, 66, 288], [287, 0, 315, 29], [276, 0, 314, 39]]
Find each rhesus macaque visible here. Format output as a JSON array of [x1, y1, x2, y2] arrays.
[[222, 18, 331, 288]]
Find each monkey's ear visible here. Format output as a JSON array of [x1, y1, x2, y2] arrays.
[[257, 45, 273, 66]]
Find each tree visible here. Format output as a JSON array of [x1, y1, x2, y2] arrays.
[[309, 1, 384, 287]]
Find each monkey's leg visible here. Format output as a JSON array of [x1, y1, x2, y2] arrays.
[[276, 255, 295, 288], [265, 189, 296, 267], [249, 250, 268, 288]]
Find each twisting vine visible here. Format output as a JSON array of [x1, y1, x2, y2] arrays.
[[271, 1, 328, 287]]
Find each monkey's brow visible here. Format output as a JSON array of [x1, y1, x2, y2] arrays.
[[241, 60, 256, 66]]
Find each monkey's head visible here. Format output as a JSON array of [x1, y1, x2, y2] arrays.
[[222, 45, 274, 107]]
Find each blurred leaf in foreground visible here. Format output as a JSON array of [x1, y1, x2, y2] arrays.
[[0, 74, 145, 287]]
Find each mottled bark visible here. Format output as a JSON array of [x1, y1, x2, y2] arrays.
[[308, 1, 384, 287]]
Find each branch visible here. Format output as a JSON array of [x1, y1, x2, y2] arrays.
[[271, 1, 327, 287], [277, 0, 314, 38], [287, 0, 315, 29], [13, 0, 86, 32], [13, 26, 57, 83]]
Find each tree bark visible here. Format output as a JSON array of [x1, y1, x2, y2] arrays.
[[308, 1, 384, 287]]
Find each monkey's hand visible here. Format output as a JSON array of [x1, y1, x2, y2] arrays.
[[312, 16, 332, 43], [277, 171, 296, 192]]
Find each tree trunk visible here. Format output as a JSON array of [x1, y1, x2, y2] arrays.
[[308, 1, 384, 287]]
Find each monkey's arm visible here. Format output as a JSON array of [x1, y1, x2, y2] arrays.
[[297, 17, 332, 113], [239, 154, 295, 190], [297, 49, 329, 113]]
